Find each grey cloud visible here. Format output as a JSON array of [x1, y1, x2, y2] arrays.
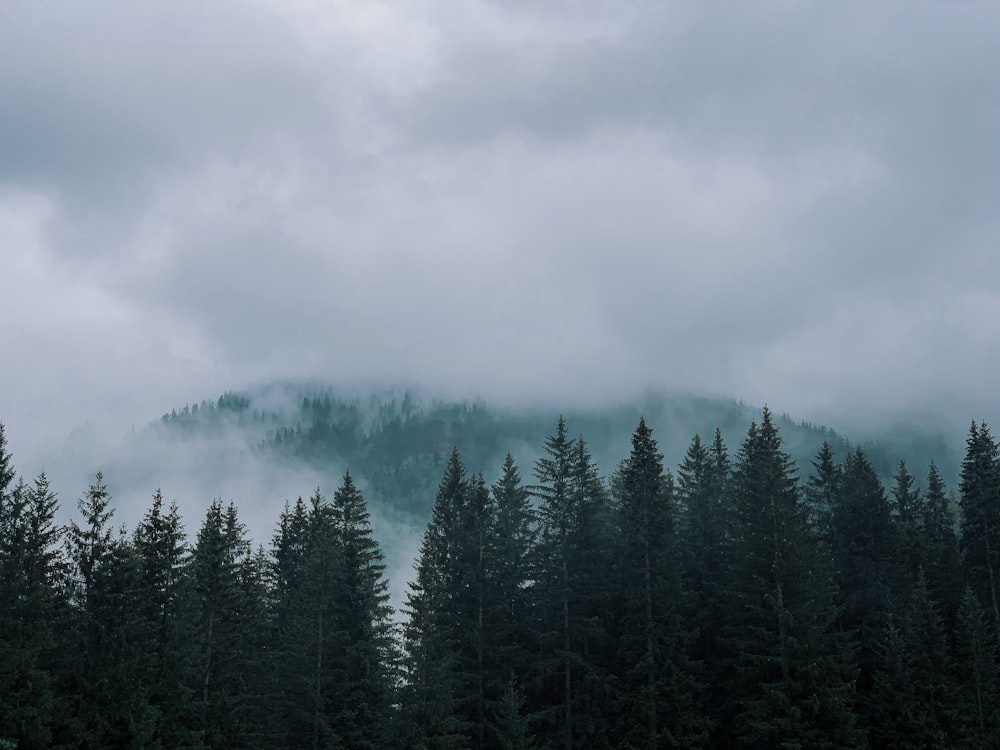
[[3, 0, 1000, 478]]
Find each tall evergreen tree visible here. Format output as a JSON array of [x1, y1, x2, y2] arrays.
[[327, 471, 397, 749], [487, 454, 536, 749], [920, 463, 961, 629], [0, 464, 65, 748], [529, 419, 616, 749], [725, 409, 862, 749], [959, 422, 1000, 640], [831, 446, 900, 702], [528, 417, 577, 750], [615, 418, 705, 749], [677, 431, 730, 746], [890, 461, 923, 581], [402, 450, 472, 749], [953, 586, 1000, 747], [191, 500, 263, 748], [132, 490, 201, 748], [803, 441, 839, 538], [869, 572, 954, 749], [65, 474, 156, 748]]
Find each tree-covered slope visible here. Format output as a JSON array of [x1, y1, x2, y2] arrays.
[[154, 384, 961, 520]]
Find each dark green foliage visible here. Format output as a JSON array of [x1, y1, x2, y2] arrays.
[[326, 471, 397, 749], [890, 462, 924, 581], [615, 418, 706, 748], [132, 490, 202, 748], [953, 587, 1000, 747], [869, 572, 954, 749], [64, 474, 158, 749], [529, 419, 618, 749], [724, 409, 862, 750], [486, 454, 536, 748], [0, 443, 65, 749], [676, 429, 731, 745], [804, 441, 839, 538], [959, 422, 1000, 641], [831, 447, 900, 698], [269, 488, 348, 748], [4, 400, 1000, 749], [920, 463, 962, 629], [191, 500, 267, 748], [402, 450, 473, 748]]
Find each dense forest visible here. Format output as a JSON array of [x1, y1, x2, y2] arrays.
[[152, 386, 959, 520], [2, 402, 999, 748]]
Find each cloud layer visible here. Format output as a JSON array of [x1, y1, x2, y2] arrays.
[[3, 0, 1000, 469]]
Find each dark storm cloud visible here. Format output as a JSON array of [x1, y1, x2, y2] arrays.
[[3, 0, 1000, 469]]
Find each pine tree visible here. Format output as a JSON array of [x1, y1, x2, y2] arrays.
[[132, 490, 201, 748], [677, 430, 730, 746], [402, 450, 472, 749], [804, 441, 839, 538], [486, 454, 536, 749], [725, 409, 862, 749], [327, 471, 397, 749], [529, 419, 616, 749], [920, 463, 961, 629], [0, 466, 65, 748], [191, 500, 261, 748], [65, 474, 156, 748], [615, 418, 706, 748], [831, 447, 900, 701], [527, 417, 576, 750], [953, 586, 1000, 747], [869, 572, 954, 749], [272, 488, 345, 749], [959, 422, 1000, 641], [890, 461, 923, 581]]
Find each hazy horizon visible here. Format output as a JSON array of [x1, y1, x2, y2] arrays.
[[5, 1, 999, 506]]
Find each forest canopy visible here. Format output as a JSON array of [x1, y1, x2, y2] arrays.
[[1, 401, 998, 749]]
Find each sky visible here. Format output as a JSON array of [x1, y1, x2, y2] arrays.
[[3, 0, 1000, 473]]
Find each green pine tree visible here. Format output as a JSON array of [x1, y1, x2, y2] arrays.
[[327, 471, 398, 749], [401, 450, 472, 749], [677, 430, 731, 747], [953, 586, 1000, 747], [959, 422, 1000, 641], [616, 418, 706, 749], [725, 409, 862, 750], [0, 460, 66, 748]]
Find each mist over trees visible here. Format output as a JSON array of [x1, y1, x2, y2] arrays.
[[2, 395, 999, 748]]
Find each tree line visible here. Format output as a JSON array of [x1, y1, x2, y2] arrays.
[[1, 409, 999, 748]]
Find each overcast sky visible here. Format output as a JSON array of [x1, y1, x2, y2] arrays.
[[3, 0, 1000, 466]]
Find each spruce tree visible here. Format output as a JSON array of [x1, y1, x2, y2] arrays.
[[0, 468, 65, 749], [676, 431, 730, 746], [725, 409, 862, 749], [401, 450, 471, 749], [804, 441, 840, 538], [920, 463, 961, 629], [529, 419, 616, 749], [527, 417, 576, 750], [953, 586, 1000, 747], [327, 471, 397, 749], [191, 500, 262, 748], [487, 454, 536, 749], [831, 447, 900, 700], [616, 418, 705, 748], [959, 422, 1000, 641], [890, 461, 923, 580], [869, 572, 954, 749], [65, 474, 156, 748], [132, 490, 201, 748]]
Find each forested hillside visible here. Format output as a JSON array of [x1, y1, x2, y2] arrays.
[[155, 385, 960, 518], [1, 399, 997, 748]]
